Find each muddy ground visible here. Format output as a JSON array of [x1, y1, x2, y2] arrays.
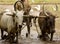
[[0, 5, 60, 44]]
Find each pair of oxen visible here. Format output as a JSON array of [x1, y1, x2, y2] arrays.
[[0, 0, 56, 43]]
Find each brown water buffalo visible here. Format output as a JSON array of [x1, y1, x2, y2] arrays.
[[38, 11, 56, 41]]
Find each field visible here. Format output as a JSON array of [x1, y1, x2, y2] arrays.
[[0, 0, 60, 44], [0, 0, 60, 4]]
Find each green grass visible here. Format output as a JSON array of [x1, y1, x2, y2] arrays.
[[29, 0, 60, 4], [0, 0, 60, 4], [0, 0, 16, 4]]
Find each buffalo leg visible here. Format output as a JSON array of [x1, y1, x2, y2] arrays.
[[8, 33, 12, 43], [26, 23, 30, 37], [19, 25, 22, 39], [1, 29, 4, 40], [19, 26, 21, 35], [9, 33, 15, 43], [16, 32, 18, 43], [50, 33, 54, 41], [41, 30, 47, 41], [26, 18, 30, 37]]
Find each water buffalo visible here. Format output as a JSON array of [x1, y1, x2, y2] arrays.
[[14, 0, 31, 38], [38, 11, 56, 41], [0, 9, 24, 43]]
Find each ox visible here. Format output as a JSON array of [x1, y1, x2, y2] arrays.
[[0, 9, 24, 43], [14, 0, 31, 38], [38, 11, 56, 41]]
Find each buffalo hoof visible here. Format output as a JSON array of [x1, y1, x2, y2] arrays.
[[42, 37, 47, 41], [37, 35, 40, 38], [1, 37, 5, 40], [37, 35, 43, 39], [1, 35, 7, 40], [12, 40, 18, 43], [50, 40, 55, 42], [43, 34, 49, 41], [26, 33, 28, 37], [38, 34, 49, 41], [45, 34, 49, 39], [50, 39, 53, 41], [9, 38, 15, 43], [37, 35, 45, 41]]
